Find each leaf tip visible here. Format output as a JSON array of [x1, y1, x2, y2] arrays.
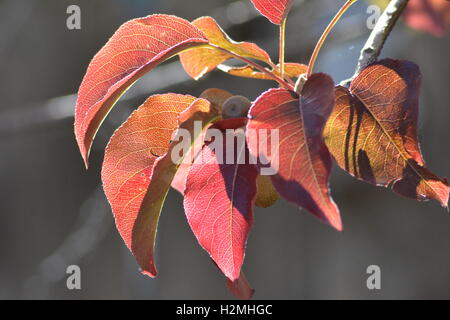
[[75, 133, 90, 169], [140, 268, 157, 278], [327, 210, 343, 232]]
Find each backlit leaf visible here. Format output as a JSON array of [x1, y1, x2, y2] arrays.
[[75, 14, 208, 166], [171, 88, 233, 193], [102, 94, 218, 277], [183, 118, 258, 281], [250, 0, 294, 25], [179, 16, 272, 80], [218, 63, 307, 81], [324, 59, 449, 207], [247, 74, 342, 230]]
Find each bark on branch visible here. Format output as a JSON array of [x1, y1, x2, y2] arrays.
[[341, 0, 409, 86]]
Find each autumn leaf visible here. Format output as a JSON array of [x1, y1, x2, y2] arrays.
[[250, 0, 295, 25], [102, 94, 219, 277], [74, 14, 208, 167], [218, 63, 307, 81], [171, 88, 234, 194], [179, 16, 272, 80], [247, 74, 342, 230], [324, 59, 449, 207], [183, 118, 258, 281]]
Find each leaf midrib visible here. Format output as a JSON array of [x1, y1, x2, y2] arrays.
[[356, 92, 440, 199]]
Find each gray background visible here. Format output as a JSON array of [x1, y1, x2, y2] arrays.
[[0, 0, 449, 299]]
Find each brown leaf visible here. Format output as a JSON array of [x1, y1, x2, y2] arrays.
[[324, 59, 449, 207]]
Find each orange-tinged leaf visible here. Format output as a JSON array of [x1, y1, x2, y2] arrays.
[[102, 94, 219, 277], [255, 175, 279, 208], [75, 14, 208, 167], [179, 16, 272, 80], [247, 74, 342, 230], [183, 119, 258, 281], [219, 63, 307, 81], [324, 59, 449, 207], [250, 0, 294, 25]]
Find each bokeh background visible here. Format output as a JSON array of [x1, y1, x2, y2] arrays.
[[1, 0, 449, 299]]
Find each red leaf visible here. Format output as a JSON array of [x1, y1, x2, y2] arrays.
[[179, 16, 272, 80], [247, 74, 342, 230], [75, 14, 208, 167], [183, 119, 258, 281], [102, 94, 218, 277], [324, 59, 449, 207], [250, 0, 294, 25], [171, 88, 234, 194], [404, 0, 450, 37]]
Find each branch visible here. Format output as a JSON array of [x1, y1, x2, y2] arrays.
[[341, 0, 409, 86]]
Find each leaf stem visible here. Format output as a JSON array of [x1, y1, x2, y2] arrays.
[[341, 0, 409, 86], [279, 18, 287, 79], [306, 0, 358, 78], [210, 45, 294, 90]]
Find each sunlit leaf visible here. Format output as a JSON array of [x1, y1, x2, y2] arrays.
[[250, 0, 294, 25], [324, 59, 449, 206], [179, 16, 272, 80], [183, 118, 258, 281], [74, 14, 208, 166], [171, 88, 233, 193], [218, 63, 307, 81], [247, 74, 342, 230], [102, 94, 219, 277]]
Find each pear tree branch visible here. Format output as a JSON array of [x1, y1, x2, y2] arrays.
[[341, 0, 409, 86]]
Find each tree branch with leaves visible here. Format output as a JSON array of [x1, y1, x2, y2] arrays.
[[73, 0, 449, 299]]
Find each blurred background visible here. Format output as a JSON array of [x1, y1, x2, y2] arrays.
[[1, 0, 449, 299]]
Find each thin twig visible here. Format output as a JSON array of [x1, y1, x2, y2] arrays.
[[341, 0, 409, 86], [211, 45, 294, 90]]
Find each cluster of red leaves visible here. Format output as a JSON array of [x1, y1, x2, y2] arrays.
[[74, 0, 449, 298]]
